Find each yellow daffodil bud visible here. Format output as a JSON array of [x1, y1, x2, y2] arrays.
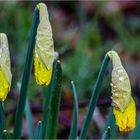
[[107, 50, 136, 131], [34, 3, 55, 86], [0, 33, 12, 101]]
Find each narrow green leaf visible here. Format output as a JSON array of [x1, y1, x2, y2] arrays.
[[101, 126, 111, 140], [69, 81, 79, 139], [44, 60, 62, 139], [42, 86, 52, 138], [25, 98, 33, 139], [33, 121, 42, 139], [13, 7, 39, 139], [79, 55, 110, 139], [102, 107, 116, 139], [0, 102, 6, 139], [129, 116, 140, 139]]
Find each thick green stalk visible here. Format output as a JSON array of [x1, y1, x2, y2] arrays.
[[13, 8, 39, 139], [0, 102, 6, 138], [68, 81, 79, 139], [79, 55, 110, 139]]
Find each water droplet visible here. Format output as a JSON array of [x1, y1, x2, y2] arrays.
[[119, 77, 124, 81], [41, 48, 44, 51], [114, 85, 117, 88], [118, 69, 123, 73]]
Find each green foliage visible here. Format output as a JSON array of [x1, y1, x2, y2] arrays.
[[33, 121, 42, 139], [101, 127, 111, 140], [25, 98, 33, 139], [79, 55, 110, 139], [13, 7, 39, 139], [68, 81, 79, 139], [44, 61, 62, 139], [0, 102, 6, 139], [102, 107, 116, 139], [129, 117, 140, 139]]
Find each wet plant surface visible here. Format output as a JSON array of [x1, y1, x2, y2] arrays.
[[0, 1, 140, 139]]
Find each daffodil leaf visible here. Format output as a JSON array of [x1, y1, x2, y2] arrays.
[[129, 116, 140, 139], [44, 60, 62, 139], [102, 107, 116, 139], [0, 102, 6, 139], [25, 98, 33, 139], [33, 121, 42, 139], [68, 81, 79, 139]]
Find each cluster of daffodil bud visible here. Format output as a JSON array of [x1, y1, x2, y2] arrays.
[[0, 2, 136, 134], [0, 3, 56, 102], [107, 51, 136, 132]]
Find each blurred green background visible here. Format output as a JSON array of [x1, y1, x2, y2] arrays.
[[0, 1, 140, 139]]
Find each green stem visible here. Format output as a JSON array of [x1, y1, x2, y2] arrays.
[[68, 81, 79, 139], [0, 102, 6, 138], [79, 54, 110, 139], [13, 8, 39, 139]]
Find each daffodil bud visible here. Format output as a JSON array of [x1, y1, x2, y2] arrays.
[[34, 3, 55, 86], [107, 50, 131, 112], [107, 50, 136, 132], [0, 33, 12, 101]]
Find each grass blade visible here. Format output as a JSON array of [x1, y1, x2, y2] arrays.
[[25, 98, 33, 139], [44, 60, 62, 139], [0, 102, 6, 138], [69, 81, 79, 139], [33, 121, 42, 139], [13, 7, 39, 139], [79, 55, 110, 139]]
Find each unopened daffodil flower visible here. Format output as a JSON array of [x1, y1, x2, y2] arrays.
[[0, 33, 12, 101], [34, 3, 56, 86], [107, 50, 136, 132]]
